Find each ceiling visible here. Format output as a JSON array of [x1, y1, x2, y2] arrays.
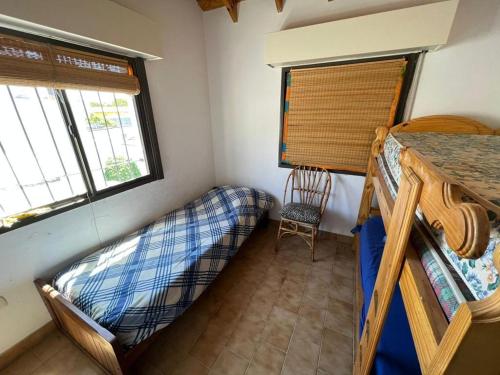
[[196, 0, 284, 22]]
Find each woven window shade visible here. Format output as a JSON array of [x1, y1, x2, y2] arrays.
[[281, 59, 407, 173], [0, 34, 140, 95]]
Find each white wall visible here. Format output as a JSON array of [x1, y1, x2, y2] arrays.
[[411, 0, 500, 127], [0, 0, 214, 354], [203, 0, 500, 237]]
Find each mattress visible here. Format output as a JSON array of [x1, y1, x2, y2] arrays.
[[52, 186, 274, 349], [359, 216, 420, 375], [377, 133, 500, 319]]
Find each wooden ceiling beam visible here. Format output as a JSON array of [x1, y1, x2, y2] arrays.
[[197, 0, 240, 22], [223, 0, 238, 22], [197, 0, 226, 11], [275, 0, 284, 13], [197, 0, 283, 21]]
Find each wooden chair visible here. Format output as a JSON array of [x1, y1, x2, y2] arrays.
[[276, 165, 332, 261]]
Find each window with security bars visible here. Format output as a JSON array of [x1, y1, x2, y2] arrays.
[[0, 31, 162, 231], [279, 54, 419, 175], [66, 90, 149, 191]]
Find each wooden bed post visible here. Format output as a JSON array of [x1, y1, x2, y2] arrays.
[[354, 166, 422, 375], [354, 116, 498, 375], [35, 280, 127, 375], [356, 127, 388, 226]]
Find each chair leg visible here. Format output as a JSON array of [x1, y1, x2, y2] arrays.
[[275, 219, 283, 252], [311, 226, 318, 262]]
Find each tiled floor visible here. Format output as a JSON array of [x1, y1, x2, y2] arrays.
[[2, 221, 354, 375]]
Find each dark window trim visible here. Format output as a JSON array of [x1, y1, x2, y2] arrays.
[[0, 28, 164, 235], [278, 52, 421, 176]]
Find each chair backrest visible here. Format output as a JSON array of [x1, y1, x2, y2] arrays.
[[283, 165, 332, 216]]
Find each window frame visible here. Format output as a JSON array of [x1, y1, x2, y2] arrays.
[[277, 52, 421, 176], [0, 28, 163, 234]]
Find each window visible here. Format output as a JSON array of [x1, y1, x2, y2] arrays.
[[65, 90, 149, 191], [279, 54, 419, 175], [0, 30, 162, 232]]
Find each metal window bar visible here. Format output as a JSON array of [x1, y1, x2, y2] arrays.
[[0, 140, 32, 208], [78, 91, 107, 185], [112, 93, 131, 163], [6, 86, 55, 201], [96, 91, 118, 164], [56, 89, 96, 196], [130, 97, 150, 172], [35, 88, 75, 196]]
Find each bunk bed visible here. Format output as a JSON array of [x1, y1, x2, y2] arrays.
[[35, 186, 273, 375], [354, 115, 500, 375]]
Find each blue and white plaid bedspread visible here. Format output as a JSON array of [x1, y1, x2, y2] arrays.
[[53, 186, 273, 349]]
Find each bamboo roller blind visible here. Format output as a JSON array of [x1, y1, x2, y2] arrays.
[[282, 59, 407, 173], [0, 34, 140, 95]]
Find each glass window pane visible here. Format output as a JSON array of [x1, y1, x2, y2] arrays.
[[0, 85, 87, 218], [66, 89, 150, 190]]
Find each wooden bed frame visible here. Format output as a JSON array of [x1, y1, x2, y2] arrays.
[[353, 115, 500, 374], [34, 212, 269, 375]]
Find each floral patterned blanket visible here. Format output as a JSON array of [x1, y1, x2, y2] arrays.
[[378, 133, 500, 314]]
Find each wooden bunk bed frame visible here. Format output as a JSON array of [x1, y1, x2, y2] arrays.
[[35, 213, 269, 375], [353, 115, 499, 374]]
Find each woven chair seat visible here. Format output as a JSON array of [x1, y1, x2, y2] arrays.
[[280, 202, 321, 225]]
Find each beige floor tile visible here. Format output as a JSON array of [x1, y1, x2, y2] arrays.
[[298, 302, 326, 326], [31, 344, 104, 375], [309, 267, 333, 284], [303, 290, 330, 310], [316, 368, 332, 375], [325, 299, 354, 339], [171, 355, 209, 375], [246, 362, 273, 375], [281, 278, 305, 294], [293, 317, 323, 345], [245, 289, 277, 322], [226, 316, 266, 359], [144, 311, 207, 373], [248, 342, 286, 375], [209, 349, 248, 375], [300, 297, 322, 313], [319, 328, 353, 375], [2, 351, 43, 375], [305, 280, 330, 299], [268, 306, 298, 329], [141, 339, 186, 374], [287, 261, 312, 277], [261, 273, 285, 292], [194, 291, 224, 317], [313, 247, 336, 264], [211, 303, 243, 331], [333, 262, 354, 281], [31, 331, 71, 362], [261, 321, 294, 352], [275, 289, 303, 314], [190, 318, 234, 367], [329, 274, 354, 305], [282, 336, 320, 375]]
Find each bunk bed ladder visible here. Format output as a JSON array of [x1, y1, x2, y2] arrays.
[[354, 166, 422, 375]]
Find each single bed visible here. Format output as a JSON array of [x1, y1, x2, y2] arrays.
[[35, 185, 273, 374], [354, 115, 500, 375]]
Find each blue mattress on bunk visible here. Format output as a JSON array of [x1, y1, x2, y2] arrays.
[[359, 216, 421, 375]]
